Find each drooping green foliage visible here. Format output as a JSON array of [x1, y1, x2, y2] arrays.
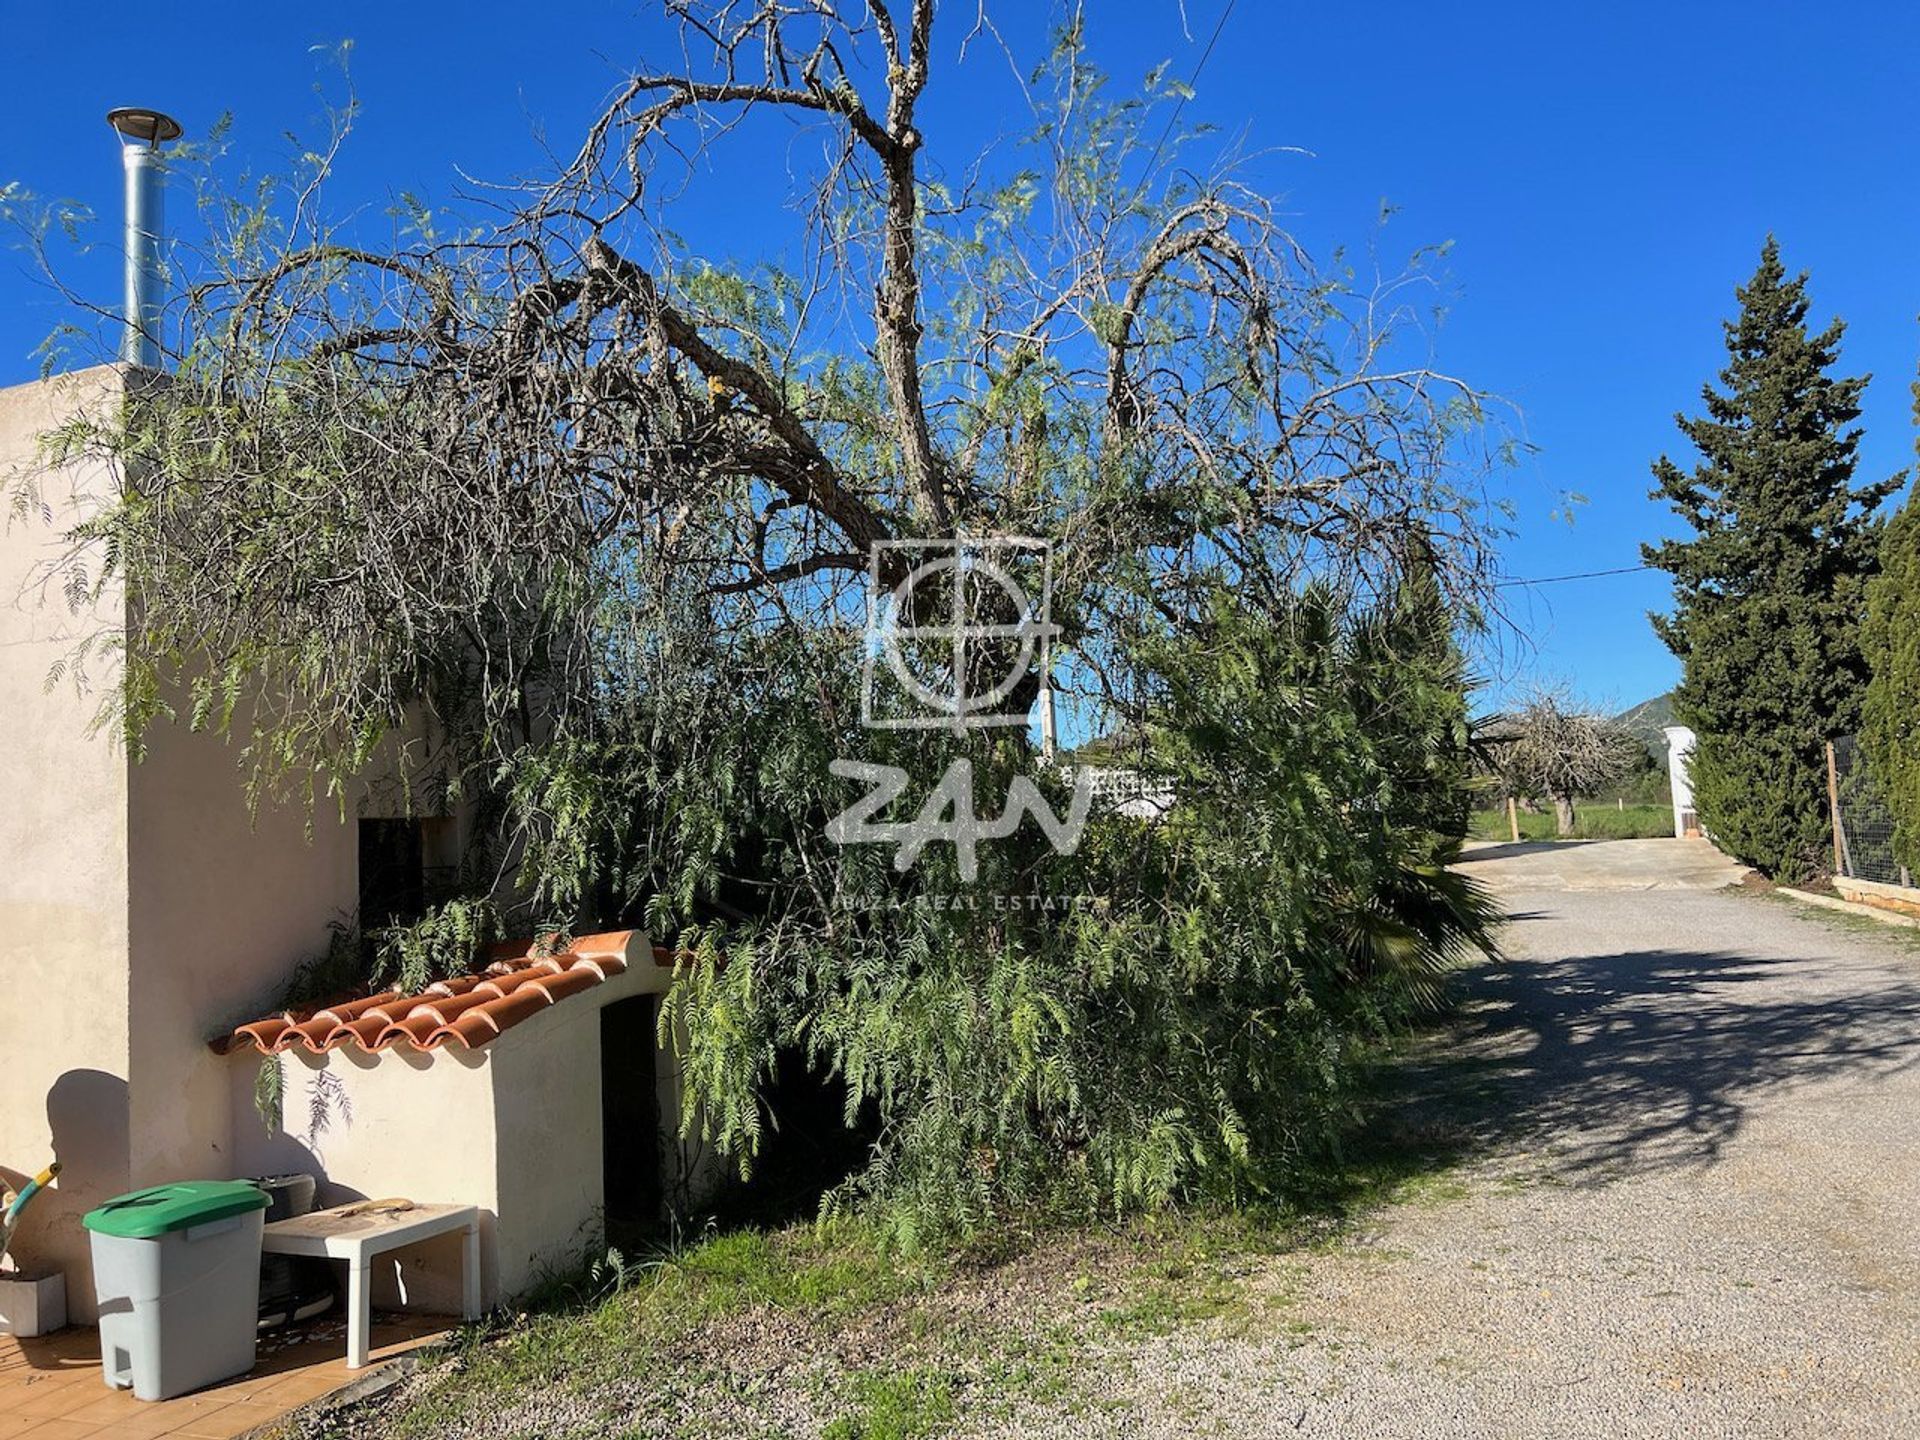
[[17, 13, 1506, 1238], [1644, 238, 1902, 880], [372, 897, 505, 995], [651, 577, 1495, 1236]]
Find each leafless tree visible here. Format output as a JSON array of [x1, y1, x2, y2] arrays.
[[1484, 686, 1637, 835]]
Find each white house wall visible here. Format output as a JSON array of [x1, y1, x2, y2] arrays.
[[228, 1041, 503, 1314], [2, 366, 717, 1322], [0, 366, 135, 1319], [126, 705, 360, 1190], [0, 367, 389, 1315]]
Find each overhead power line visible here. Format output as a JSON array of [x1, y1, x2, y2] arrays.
[[1495, 564, 1655, 589], [1136, 0, 1240, 184]]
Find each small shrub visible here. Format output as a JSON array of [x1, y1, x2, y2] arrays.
[[372, 896, 505, 993]]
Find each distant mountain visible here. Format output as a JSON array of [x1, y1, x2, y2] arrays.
[[1616, 691, 1677, 753]]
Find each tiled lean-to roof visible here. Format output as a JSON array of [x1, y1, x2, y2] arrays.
[[213, 930, 658, 1055]]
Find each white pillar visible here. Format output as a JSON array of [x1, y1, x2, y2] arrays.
[[1663, 725, 1697, 839]]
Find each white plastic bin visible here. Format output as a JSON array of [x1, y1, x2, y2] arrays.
[[83, 1181, 270, 1400]]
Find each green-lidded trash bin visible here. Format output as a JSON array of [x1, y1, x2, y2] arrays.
[[83, 1181, 270, 1400]]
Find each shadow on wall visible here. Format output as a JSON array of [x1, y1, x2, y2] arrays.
[[46, 1069, 129, 1185], [1394, 927, 1920, 1182], [2, 1070, 129, 1226], [237, 1060, 372, 1209], [0, 1070, 132, 1312]]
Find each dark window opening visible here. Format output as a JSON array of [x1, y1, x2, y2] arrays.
[[358, 816, 462, 932], [707, 1045, 878, 1230], [358, 819, 426, 931], [601, 995, 663, 1245]]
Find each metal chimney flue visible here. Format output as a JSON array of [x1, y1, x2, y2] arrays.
[[106, 107, 182, 369]]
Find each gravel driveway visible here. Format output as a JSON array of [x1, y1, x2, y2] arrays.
[[987, 843, 1920, 1439]]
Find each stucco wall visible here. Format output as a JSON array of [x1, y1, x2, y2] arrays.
[[225, 948, 688, 1311], [0, 368, 364, 1316], [126, 715, 360, 1190], [1, 366, 707, 1325], [1664, 725, 1699, 840], [0, 367, 133, 1317], [487, 976, 616, 1299], [229, 1043, 502, 1313]]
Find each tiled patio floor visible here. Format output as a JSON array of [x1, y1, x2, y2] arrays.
[[1, 1313, 451, 1439]]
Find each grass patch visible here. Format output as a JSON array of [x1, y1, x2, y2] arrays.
[[1381, 1169, 1473, 1206], [1759, 886, 1920, 951], [327, 1219, 950, 1439], [1094, 1275, 1241, 1337], [305, 1017, 1486, 1439], [326, 1153, 1470, 1440], [823, 1369, 956, 1440], [1469, 803, 1672, 842], [670, 1226, 927, 1313], [1080, 1229, 1269, 1338]]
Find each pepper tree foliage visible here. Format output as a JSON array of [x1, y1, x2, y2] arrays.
[[41, 5, 1506, 1235], [1862, 375, 1920, 875], [1644, 238, 1902, 883]]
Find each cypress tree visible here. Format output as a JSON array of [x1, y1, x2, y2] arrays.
[[1861, 376, 1920, 875], [1644, 238, 1903, 880]]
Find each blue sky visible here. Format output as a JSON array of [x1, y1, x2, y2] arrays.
[[4, 0, 1916, 711]]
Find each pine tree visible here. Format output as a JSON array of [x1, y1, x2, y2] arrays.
[[1644, 238, 1903, 881]]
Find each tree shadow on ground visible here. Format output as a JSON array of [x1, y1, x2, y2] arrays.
[[1458, 839, 1601, 864], [1386, 930, 1920, 1185]]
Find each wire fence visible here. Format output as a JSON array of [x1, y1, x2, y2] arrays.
[[1829, 735, 1912, 888]]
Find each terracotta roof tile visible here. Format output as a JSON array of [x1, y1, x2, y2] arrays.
[[214, 930, 648, 1056]]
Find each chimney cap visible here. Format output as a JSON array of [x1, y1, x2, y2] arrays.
[[107, 108, 182, 144]]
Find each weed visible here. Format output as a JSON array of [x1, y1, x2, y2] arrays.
[[823, 1369, 956, 1440]]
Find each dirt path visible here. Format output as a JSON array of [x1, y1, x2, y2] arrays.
[[975, 844, 1920, 1438]]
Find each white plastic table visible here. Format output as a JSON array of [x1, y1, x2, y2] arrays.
[[260, 1199, 482, 1367]]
